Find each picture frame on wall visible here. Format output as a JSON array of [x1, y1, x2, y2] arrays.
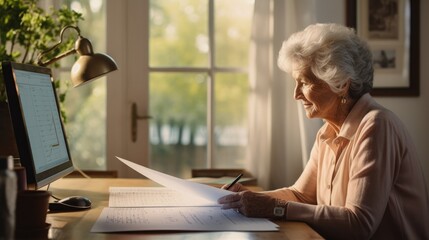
[[346, 0, 420, 96]]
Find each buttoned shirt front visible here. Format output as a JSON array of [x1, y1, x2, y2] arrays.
[[266, 94, 429, 239]]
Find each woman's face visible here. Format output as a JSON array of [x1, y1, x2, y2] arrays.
[[292, 70, 340, 120]]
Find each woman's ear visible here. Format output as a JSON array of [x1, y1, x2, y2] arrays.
[[342, 79, 352, 96], [339, 80, 352, 104]]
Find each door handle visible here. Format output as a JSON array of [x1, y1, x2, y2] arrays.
[[131, 102, 151, 142]]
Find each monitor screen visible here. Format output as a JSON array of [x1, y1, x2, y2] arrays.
[[2, 61, 74, 189]]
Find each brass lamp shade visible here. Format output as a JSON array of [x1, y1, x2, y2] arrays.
[[37, 26, 118, 87], [71, 53, 118, 87]]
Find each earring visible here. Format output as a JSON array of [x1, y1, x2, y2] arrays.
[[341, 96, 347, 104]]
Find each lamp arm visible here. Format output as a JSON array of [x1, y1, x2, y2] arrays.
[[38, 48, 76, 66], [36, 25, 81, 66]]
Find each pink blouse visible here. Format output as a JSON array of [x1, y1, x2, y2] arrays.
[[266, 94, 429, 239]]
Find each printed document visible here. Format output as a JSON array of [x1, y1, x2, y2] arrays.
[[91, 157, 279, 232], [91, 207, 278, 232], [109, 187, 218, 207]]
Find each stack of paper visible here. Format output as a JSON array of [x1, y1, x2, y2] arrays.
[[90, 157, 279, 232]]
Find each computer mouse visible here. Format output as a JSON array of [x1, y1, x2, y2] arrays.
[[49, 196, 92, 212]]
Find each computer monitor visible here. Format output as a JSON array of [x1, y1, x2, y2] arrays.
[[1, 61, 74, 189]]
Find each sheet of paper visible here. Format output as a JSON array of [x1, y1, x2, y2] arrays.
[[109, 187, 219, 207], [93, 157, 279, 233], [116, 156, 232, 202], [91, 207, 279, 232]]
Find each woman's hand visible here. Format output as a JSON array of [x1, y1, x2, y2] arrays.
[[218, 191, 277, 218]]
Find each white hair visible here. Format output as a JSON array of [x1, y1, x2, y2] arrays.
[[277, 23, 373, 99]]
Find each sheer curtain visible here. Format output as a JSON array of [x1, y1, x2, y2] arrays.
[[246, 0, 298, 190], [246, 0, 324, 190], [246, 0, 274, 190]]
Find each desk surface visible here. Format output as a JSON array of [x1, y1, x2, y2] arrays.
[[47, 178, 323, 240]]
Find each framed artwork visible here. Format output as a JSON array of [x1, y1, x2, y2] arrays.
[[346, 0, 420, 96]]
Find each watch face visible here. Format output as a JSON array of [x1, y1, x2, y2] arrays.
[[274, 207, 285, 217]]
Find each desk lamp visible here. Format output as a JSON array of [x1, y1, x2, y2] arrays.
[[37, 25, 118, 86], [35, 25, 118, 211]]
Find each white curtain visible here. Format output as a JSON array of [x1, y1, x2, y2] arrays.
[[246, 0, 303, 190], [246, 0, 325, 190], [246, 0, 274, 190]]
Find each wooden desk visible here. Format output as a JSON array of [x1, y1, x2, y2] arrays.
[[47, 178, 324, 239]]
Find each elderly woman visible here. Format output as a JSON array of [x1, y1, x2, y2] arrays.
[[218, 23, 429, 239]]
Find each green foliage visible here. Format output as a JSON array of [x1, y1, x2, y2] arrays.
[[0, 0, 83, 102]]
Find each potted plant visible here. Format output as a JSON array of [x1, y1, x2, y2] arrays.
[[0, 0, 83, 156]]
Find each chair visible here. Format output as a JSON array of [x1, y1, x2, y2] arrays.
[[191, 168, 257, 186]]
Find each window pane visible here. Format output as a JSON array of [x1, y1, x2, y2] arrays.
[[150, 0, 209, 67], [61, 74, 106, 169], [215, 0, 253, 68], [214, 73, 248, 168], [61, 0, 107, 170], [149, 73, 208, 177]]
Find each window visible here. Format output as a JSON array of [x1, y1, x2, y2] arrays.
[[149, 0, 254, 178], [58, 0, 107, 170]]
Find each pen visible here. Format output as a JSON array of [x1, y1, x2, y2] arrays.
[[226, 173, 243, 190]]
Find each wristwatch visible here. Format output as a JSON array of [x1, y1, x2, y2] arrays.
[[273, 206, 285, 217], [273, 199, 288, 218]]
